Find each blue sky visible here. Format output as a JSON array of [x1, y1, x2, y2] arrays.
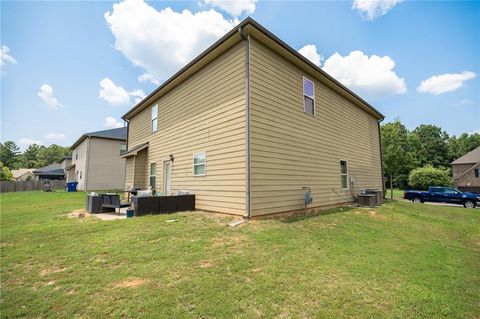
[[1, 0, 479, 149]]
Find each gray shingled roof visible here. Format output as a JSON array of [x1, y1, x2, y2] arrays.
[[33, 163, 65, 176], [71, 127, 127, 149], [451, 146, 480, 165]]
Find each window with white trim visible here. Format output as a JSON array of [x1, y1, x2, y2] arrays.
[[193, 152, 206, 176], [303, 77, 315, 115], [120, 144, 127, 155], [150, 163, 157, 188], [151, 104, 158, 133], [340, 160, 348, 189]]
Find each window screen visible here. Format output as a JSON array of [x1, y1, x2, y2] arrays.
[[150, 163, 157, 188], [303, 77, 315, 115], [193, 152, 206, 176], [151, 105, 158, 133], [340, 160, 348, 189]]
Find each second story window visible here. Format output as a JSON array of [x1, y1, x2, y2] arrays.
[[475, 168, 479, 178], [151, 104, 158, 133], [303, 77, 315, 115]]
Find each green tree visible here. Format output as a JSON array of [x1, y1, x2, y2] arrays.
[[0, 162, 14, 181], [0, 141, 20, 169], [36, 144, 70, 167], [408, 165, 451, 190], [381, 121, 415, 199], [20, 144, 41, 168], [448, 133, 480, 162], [410, 125, 450, 168]]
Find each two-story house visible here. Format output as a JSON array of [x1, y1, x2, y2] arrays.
[[121, 18, 384, 217], [67, 127, 127, 191], [452, 146, 480, 193]]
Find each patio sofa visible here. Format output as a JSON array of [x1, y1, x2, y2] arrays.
[[131, 194, 195, 216]]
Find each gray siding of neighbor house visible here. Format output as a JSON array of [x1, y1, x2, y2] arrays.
[[70, 139, 89, 191], [249, 37, 383, 216], [86, 137, 126, 190]]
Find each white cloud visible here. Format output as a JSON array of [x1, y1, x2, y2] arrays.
[[298, 44, 323, 67], [322, 50, 406, 99], [19, 138, 43, 146], [104, 0, 237, 81], [1, 45, 17, 70], [352, 0, 403, 20], [37, 84, 63, 110], [138, 73, 160, 85], [417, 71, 477, 95], [202, 0, 256, 16], [129, 89, 146, 104], [104, 116, 124, 128], [45, 133, 66, 140], [99, 78, 145, 105], [454, 99, 475, 107]]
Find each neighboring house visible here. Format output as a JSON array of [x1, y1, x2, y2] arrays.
[[68, 127, 127, 191], [121, 18, 384, 217], [11, 168, 35, 181], [452, 147, 480, 193], [59, 155, 72, 176], [33, 164, 65, 181]]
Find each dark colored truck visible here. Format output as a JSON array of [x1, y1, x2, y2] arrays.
[[404, 186, 480, 208]]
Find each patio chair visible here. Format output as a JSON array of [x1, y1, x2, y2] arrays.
[[100, 194, 130, 214]]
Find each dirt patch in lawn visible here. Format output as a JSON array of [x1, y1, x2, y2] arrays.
[[369, 211, 387, 220], [66, 209, 92, 219], [39, 267, 68, 276], [113, 278, 147, 288], [199, 259, 214, 268], [211, 235, 244, 248]]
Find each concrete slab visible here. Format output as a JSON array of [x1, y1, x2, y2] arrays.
[[93, 207, 128, 220]]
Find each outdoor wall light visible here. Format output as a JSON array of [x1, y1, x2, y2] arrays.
[[169, 154, 174, 162]]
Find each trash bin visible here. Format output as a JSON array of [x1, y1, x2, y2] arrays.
[[126, 209, 134, 218], [67, 182, 78, 192]]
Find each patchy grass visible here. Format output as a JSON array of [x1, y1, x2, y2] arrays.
[[1, 191, 479, 318]]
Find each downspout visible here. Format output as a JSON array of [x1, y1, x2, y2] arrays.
[[377, 119, 385, 198], [124, 119, 129, 189], [239, 27, 251, 219], [85, 137, 91, 192]]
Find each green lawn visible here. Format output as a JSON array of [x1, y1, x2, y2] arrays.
[[1, 191, 479, 318]]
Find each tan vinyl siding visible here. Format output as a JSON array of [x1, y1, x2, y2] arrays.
[[125, 157, 135, 189], [133, 149, 148, 189], [85, 138, 126, 190], [249, 37, 382, 216], [127, 41, 246, 215]]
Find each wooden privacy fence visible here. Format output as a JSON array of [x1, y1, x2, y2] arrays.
[[0, 180, 66, 193]]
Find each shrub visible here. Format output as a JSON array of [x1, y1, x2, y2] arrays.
[[0, 162, 14, 181], [408, 166, 451, 190]]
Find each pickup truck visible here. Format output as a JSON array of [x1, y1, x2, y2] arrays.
[[404, 187, 480, 208]]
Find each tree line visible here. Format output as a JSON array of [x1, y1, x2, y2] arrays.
[[0, 142, 70, 171], [381, 121, 480, 194], [1, 122, 479, 184]]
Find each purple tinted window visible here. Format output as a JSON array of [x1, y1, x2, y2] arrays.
[[303, 78, 314, 97]]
